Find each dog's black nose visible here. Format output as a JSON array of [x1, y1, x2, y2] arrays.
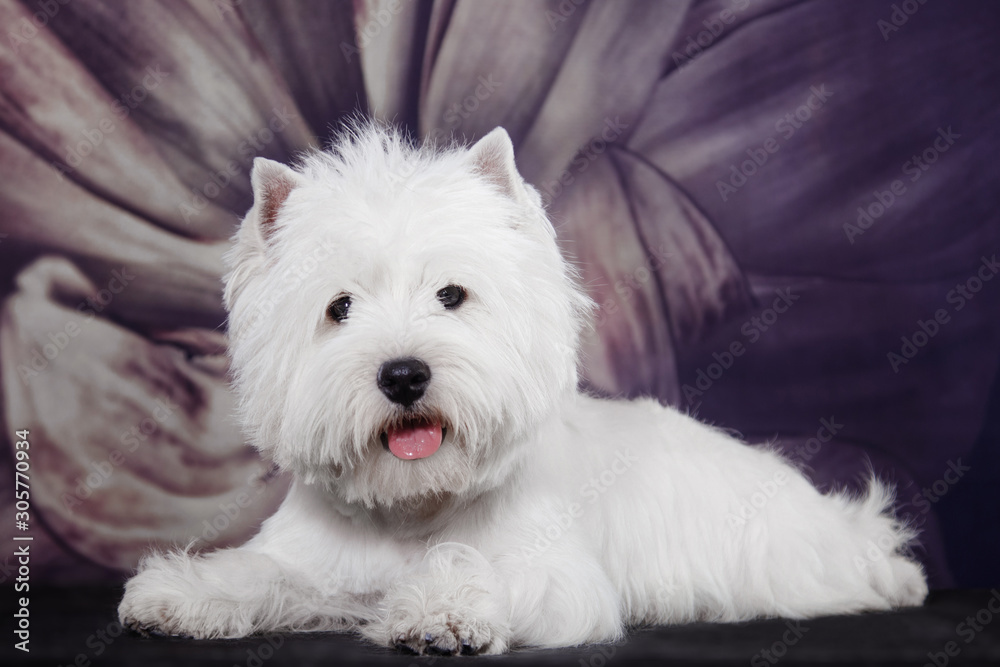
[[377, 358, 431, 407]]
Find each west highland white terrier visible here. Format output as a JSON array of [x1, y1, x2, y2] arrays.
[[119, 123, 927, 655]]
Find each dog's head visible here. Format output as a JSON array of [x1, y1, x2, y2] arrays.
[[224, 124, 592, 508]]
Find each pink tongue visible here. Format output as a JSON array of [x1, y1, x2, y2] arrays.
[[386, 420, 442, 460]]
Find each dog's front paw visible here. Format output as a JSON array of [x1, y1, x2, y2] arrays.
[[366, 544, 511, 654], [390, 612, 503, 656], [119, 550, 264, 639], [118, 592, 197, 638], [119, 563, 242, 639]]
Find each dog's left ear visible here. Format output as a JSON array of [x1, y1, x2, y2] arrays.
[[467, 128, 532, 204], [468, 128, 556, 240]]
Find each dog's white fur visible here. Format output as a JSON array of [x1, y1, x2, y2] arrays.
[[119, 124, 927, 654]]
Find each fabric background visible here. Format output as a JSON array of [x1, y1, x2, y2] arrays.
[[0, 0, 997, 588]]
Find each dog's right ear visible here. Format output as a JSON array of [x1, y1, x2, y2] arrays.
[[246, 157, 305, 246], [225, 158, 304, 311]]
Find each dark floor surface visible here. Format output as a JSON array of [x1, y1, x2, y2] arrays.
[[4, 587, 1000, 666]]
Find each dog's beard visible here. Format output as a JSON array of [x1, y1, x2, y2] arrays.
[[308, 403, 536, 530], [282, 397, 488, 511], [236, 336, 562, 522], [325, 430, 476, 515], [257, 349, 546, 514]]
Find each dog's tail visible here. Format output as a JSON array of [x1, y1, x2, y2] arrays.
[[845, 476, 928, 608]]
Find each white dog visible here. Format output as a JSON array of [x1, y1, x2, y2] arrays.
[[118, 123, 927, 655]]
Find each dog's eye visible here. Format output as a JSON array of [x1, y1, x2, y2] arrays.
[[327, 295, 352, 322], [436, 285, 466, 310]]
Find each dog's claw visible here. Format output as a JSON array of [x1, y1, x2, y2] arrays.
[[124, 620, 167, 639], [426, 644, 454, 656], [126, 624, 149, 637], [393, 630, 471, 656], [424, 631, 455, 656], [395, 641, 419, 655]]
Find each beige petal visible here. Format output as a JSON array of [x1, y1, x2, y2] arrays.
[[552, 156, 680, 404], [353, 0, 424, 124], [0, 0, 235, 239], [240, 0, 368, 141], [610, 148, 751, 345], [1, 257, 288, 570], [518, 0, 692, 186], [551, 145, 752, 402], [38, 0, 316, 218], [420, 0, 584, 144], [0, 130, 226, 330]]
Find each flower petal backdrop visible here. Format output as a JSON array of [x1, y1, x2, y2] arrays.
[[1, 0, 998, 585]]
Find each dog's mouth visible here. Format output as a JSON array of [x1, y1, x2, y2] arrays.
[[380, 418, 446, 460]]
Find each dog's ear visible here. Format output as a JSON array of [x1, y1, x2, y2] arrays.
[[225, 158, 304, 310], [248, 157, 305, 243], [468, 127, 555, 238], [467, 128, 530, 203]]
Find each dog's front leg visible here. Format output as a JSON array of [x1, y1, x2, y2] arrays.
[[363, 539, 623, 654], [119, 547, 359, 639], [501, 539, 624, 650], [362, 543, 512, 655]]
